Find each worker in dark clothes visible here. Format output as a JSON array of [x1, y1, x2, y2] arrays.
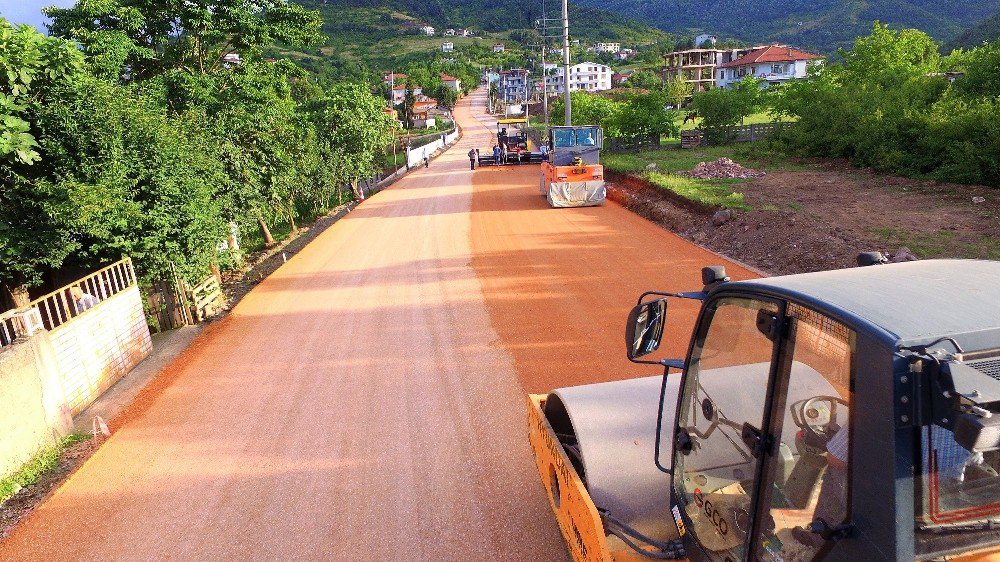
[[468, 148, 477, 170]]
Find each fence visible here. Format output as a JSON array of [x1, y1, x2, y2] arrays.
[[0, 258, 152, 415], [681, 122, 793, 148], [607, 133, 660, 152]]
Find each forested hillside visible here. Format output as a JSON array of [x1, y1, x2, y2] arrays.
[[570, 0, 1000, 53], [944, 12, 1000, 51]]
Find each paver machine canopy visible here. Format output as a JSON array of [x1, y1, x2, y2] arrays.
[[528, 259, 1000, 561], [497, 118, 528, 150], [539, 125, 606, 208]]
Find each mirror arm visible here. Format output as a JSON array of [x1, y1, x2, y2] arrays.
[[636, 291, 705, 305], [654, 360, 684, 475]]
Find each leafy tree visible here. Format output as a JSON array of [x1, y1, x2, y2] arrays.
[[46, 0, 322, 80], [663, 74, 693, 109], [0, 20, 84, 166], [611, 90, 678, 143], [623, 70, 662, 90], [306, 84, 398, 201], [551, 91, 619, 131], [692, 77, 762, 144]]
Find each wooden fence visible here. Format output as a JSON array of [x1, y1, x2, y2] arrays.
[[681, 122, 793, 148]]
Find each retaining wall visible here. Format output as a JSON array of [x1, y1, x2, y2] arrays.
[[0, 333, 73, 480]]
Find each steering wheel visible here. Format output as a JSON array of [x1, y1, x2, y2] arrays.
[[790, 395, 849, 442]]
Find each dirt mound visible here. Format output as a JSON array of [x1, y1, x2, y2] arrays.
[[680, 158, 765, 180]]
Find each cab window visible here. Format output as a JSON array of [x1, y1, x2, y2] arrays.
[[552, 128, 575, 147], [756, 304, 854, 562], [674, 297, 780, 560]]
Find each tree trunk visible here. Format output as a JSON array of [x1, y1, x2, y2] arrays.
[[2, 280, 30, 309], [256, 211, 276, 247], [351, 180, 364, 201], [288, 199, 298, 233]]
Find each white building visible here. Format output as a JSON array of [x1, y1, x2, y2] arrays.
[[460, 29, 472, 37], [444, 29, 456, 37], [440, 72, 461, 92], [493, 42, 505, 53], [593, 42, 621, 54], [544, 62, 613, 94], [694, 34, 717, 48], [420, 25, 435, 36], [442, 42, 454, 53], [715, 45, 822, 89]]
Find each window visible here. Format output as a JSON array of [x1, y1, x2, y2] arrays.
[[915, 424, 1000, 557], [756, 304, 854, 562], [674, 297, 781, 561], [771, 64, 785, 74]]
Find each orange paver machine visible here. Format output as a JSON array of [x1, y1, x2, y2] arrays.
[[540, 125, 606, 208]]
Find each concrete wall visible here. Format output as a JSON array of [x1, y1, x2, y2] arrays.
[[0, 332, 73, 480], [49, 286, 152, 416], [406, 129, 460, 168]]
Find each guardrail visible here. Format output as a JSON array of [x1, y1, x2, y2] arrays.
[[0, 258, 137, 351]]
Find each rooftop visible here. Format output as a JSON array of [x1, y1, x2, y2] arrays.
[[717, 45, 822, 69], [726, 260, 1000, 346]]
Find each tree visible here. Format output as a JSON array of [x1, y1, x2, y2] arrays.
[[550, 91, 620, 132], [306, 84, 398, 201], [611, 90, 678, 143], [624, 70, 661, 90], [46, 0, 322, 81], [691, 77, 762, 144], [0, 20, 84, 166], [663, 74, 693, 109]]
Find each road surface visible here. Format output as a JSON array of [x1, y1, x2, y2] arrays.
[[1, 89, 755, 560]]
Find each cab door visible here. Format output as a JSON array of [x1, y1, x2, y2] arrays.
[[672, 296, 785, 561]]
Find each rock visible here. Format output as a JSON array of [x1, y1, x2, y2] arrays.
[[891, 247, 919, 262], [972, 196, 986, 204], [691, 231, 709, 243], [645, 162, 657, 170], [679, 158, 765, 179], [712, 209, 734, 226]]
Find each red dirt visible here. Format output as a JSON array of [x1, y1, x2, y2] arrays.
[[609, 162, 1000, 275]]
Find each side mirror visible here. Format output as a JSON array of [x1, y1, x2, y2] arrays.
[[625, 298, 668, 360]]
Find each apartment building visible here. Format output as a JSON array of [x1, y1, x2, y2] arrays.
[[544, 62, 613, 94]]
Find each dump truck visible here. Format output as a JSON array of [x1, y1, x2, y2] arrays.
[[540, 125, 606, 208], [528, 258, 1000, 561]]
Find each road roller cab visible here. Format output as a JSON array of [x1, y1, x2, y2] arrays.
[[540, 125, 606, 208], [528, 259, 1000, 561]]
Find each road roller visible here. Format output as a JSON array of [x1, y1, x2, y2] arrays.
[[528, 258, 1000, 561], [539, 125, 606, 208]]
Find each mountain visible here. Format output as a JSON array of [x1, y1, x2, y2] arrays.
[[295, 0, 672, 47], [943, 11, 1000, 51], [569, 0, 1000, 53]]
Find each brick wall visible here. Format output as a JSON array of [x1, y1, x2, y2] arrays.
[[48, 285, 152, 416]]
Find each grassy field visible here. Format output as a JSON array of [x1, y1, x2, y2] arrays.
[[675, 111, 793, 133]]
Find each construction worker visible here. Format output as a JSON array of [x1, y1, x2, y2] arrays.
[[422, 148, 429, 168], [540, 143, 549, 162], [492, 144, 502, 166], [498, 127, 508, 148], [500, 143, 508, 165], [468, 148, 477, 170]]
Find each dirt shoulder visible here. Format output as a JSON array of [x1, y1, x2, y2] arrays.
[[607, 154, 1000, 276]]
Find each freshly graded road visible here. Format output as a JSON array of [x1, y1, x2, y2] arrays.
[[0, 90, 754, 560]]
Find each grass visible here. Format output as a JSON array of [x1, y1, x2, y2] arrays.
[[0, 433, 91, 504], [869, 228, 1000, 260], [644, 171, 750, 210], [675, 111, 796, 133], [602, 142, 797, 175]]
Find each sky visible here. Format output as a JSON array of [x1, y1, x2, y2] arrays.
[[0, 0, 76, 32]]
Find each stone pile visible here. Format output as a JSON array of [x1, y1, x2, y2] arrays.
[[680, 158, 765, 180]]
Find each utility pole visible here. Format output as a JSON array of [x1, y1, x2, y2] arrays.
[[561, 0, 571, 126]]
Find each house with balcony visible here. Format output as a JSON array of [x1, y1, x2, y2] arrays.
[[593, 42, 621, 54], [493, 42, 506, 53], [499, 69, 530, 103], [663, 46, 775, 91], [545, 62, 613, 95], [420, 25, 435, 36], [390, 84, 423, 105], [715, 45, 822, 89]]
